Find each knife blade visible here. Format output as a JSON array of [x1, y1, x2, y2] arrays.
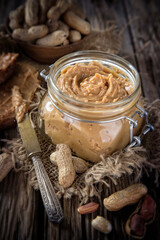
[[18, 114, 64, 223], [18, 114, 41, 156]]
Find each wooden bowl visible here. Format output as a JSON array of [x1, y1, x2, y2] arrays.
[[6, 19, 88, 64], [13, 38, 87, 64]]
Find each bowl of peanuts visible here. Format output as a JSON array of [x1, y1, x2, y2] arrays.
[[6, 0, 91, 64]]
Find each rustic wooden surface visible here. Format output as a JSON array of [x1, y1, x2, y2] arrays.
[[0, 0, 160, 240]]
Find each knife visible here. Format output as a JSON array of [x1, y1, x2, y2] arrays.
[[18, 114, 64, 223]]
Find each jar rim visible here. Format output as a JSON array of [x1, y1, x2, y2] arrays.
[[47, 50, 141, 120]]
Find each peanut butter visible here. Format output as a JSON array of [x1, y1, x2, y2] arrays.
[[41, 61, 143, 163], [12, 85, 26, 123], [0, 53, 18, 85], [57, 61, 133, 103]]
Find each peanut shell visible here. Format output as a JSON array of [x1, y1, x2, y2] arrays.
[[103, 183, 148, 211]]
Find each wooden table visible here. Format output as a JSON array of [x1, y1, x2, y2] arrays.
[[0, 0, 160, 239]]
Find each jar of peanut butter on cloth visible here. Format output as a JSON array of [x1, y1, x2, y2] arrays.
[[38, 50, 146, 163]]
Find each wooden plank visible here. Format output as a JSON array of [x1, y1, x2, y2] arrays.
[[123, 0, 160, 101], [70, 197, 82, 240], [0, 171, 41, 240], [60, 198, 72, 240], [46, 197, 82, 240], [0, 128, 45, 240], [96, 0, 137, 67]]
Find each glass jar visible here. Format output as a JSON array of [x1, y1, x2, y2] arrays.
[[38, 51, 144, 163]]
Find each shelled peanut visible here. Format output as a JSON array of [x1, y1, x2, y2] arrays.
[[76, 184, 152, 236], [9, 0, 91, 46], [77, 202, 99, 214], [125, 194, 156, 239], [92, 216, 112, 234]]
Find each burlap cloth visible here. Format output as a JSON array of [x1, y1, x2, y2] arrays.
[[1, 24, 160, 204], [4, 92, 160, 204]]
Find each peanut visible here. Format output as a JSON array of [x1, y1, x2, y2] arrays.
[[25, 0, 39, 27], [52, 144, 75, 188], [103, 184, 148, 211], [12, 28, 29, 41], [69, 30, 81, 43], [50, 151, 59, 165], [140, 194, 156, 222], [58, 20, 69, 38], [39, 0, 48, 23], [0, 153, 13, 182], [12, 85, 26, 123], [50, 150, 90, 173], [72, 156, 90, 173], [47, 19, 59, 33], [127, 214, 145, 238], [36, 30, 67, 46], [47, 6, 61, 21], [39, 0, 57, 23], [28, 25, 48, 38], [57, 0, 70, 15], [12, 25, 48, 42], [9, 5, 24, 21], [125, 194, 156, 239], [62, 39, 69, 46], [9, 19, 21, 31], [63, 10, 91, 35], [77, 202, 99, 214], [9, 5, 24, 30], [92, 216, 112, 234]]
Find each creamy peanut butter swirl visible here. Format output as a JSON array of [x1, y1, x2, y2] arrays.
[[57, 61, 133, 103]]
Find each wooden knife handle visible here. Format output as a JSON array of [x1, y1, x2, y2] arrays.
[[31, 155, 64, 223]]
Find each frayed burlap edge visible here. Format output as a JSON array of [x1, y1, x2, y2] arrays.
[[4, 95, 160, 204]]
